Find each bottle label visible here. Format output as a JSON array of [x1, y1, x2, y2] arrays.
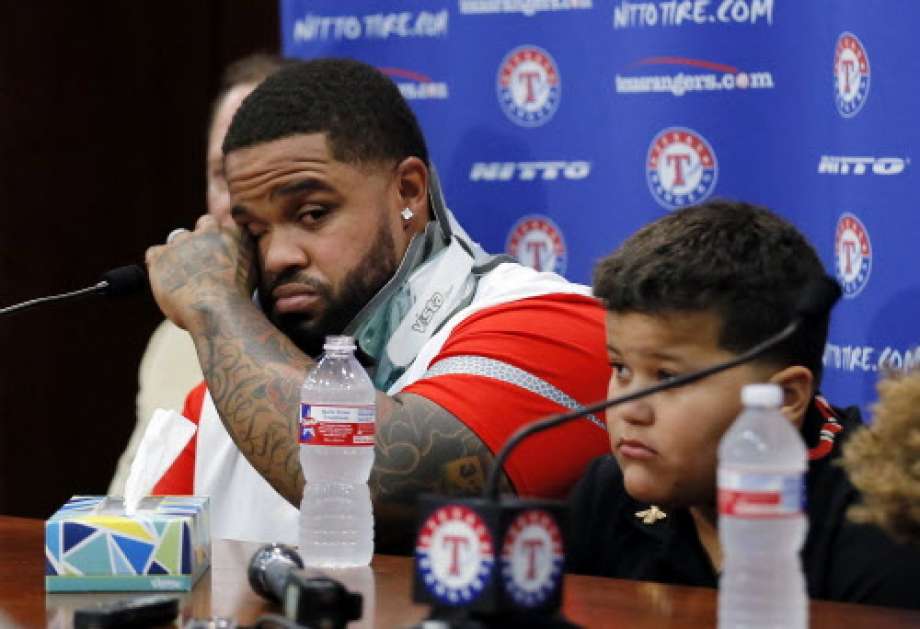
[[717, 469, 805, 519], [299, 403, 375, 447]]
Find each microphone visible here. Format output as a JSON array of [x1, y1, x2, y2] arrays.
[[793, 273, 843, 321], [248, 544, 362, 629], [412, 275, 842, 627], [0, 264, 147, 316], [99, 265, 148, 297], [248, 543, 305, 604]]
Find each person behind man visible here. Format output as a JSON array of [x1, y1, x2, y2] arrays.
[[108, 53, 287, 496], [144, 58, 610, 547], [567, 200, 920, 608], [843, 368, 920, 546]]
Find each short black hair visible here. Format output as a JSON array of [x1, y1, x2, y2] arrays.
[[222, 57, 429, 167], [593, 199, 830, 384]]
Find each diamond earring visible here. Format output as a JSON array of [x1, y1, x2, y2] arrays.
[[401, 207, 414, 221]]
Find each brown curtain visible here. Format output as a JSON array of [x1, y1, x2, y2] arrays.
[[0, 1, 279, 517]]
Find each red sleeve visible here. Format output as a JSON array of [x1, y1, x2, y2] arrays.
[[402, 293, 611, 499], [151, 380, 207, 495]]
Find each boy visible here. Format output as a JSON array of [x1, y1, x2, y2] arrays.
[[568, 200, 920, 608]]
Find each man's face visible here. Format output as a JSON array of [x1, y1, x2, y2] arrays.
[[207, 83, 257, 222], [225, 133, 410, 356], [604, 309, 773, 508]]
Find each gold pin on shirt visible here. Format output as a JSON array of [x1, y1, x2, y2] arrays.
[[635, 505, 667, 525]]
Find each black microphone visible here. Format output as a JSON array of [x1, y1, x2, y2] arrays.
[[99, 264, 148, 297], [793, 273, 842, 321], [412, 275, 842, 628], [248, 544, 362, 629], [0, 264, 148, 316], [248, 543, 305, 604]]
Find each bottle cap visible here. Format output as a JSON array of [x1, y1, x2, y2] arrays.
[[741, 383, 782, 407], [323, 335, 357, 352]]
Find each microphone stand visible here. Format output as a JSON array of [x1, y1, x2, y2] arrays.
[[0, 283, 108, 316], [0, 265, 147, 316]]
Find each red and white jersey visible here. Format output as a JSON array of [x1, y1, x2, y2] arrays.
[[154, 263, 610, 543]]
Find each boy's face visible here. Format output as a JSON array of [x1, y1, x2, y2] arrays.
[[604, 309, 774, 508]]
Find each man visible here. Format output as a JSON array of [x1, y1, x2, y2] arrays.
[[109, 54, 287, 496], [146, 59, 609, 548]]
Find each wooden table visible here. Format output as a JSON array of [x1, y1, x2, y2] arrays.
[[2, 515, 918, 628]]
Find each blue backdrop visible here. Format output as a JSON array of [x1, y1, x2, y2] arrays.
[[280, 0, 919, 419]]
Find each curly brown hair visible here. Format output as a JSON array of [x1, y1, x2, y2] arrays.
[[843, 368, 920, 545]]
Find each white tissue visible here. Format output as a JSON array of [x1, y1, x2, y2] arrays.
[[124, 408, 197, 516]]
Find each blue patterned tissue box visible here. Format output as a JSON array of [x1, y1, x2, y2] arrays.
[[45, 495, 210, 592]]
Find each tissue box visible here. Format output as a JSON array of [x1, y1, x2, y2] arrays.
[[45, 495, 210, 592]]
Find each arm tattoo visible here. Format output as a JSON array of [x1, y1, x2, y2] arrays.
[[188, 292, 510, 549], [158, 226, 310, 503], [191, 296, 311, 506], [372, 392, 513, 552]]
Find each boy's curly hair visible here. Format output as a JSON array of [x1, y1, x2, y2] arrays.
[[593, 199, 829, 383], [843, 368, 920, 545]]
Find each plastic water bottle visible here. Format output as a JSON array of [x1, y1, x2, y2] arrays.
[[298, 335, 375, 567], [717, 383, 807, 629]]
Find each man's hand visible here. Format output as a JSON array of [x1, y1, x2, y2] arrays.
[[144, 214, 258, 331]]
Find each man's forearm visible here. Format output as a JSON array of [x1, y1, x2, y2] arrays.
[[145, 218, 308, 501], [186, 296, 510, 535], [190, 294, 311, 505]]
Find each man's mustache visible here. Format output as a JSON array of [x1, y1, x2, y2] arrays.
[[264, 269, 332, 299]]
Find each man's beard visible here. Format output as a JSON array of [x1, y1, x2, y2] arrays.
[[259, 224, 399, 357]]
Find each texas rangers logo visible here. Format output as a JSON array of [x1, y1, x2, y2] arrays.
[[416, 505, 494, 606], [501, 510, 564, 608], [834, 32, 870, 118], [506, 215, 567, 275], [497, 46, 561, 127], [647, 127, 718, 210], [835, 213, 872, 298]]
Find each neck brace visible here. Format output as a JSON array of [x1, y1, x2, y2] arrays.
[[343, 170, 510, 390]]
